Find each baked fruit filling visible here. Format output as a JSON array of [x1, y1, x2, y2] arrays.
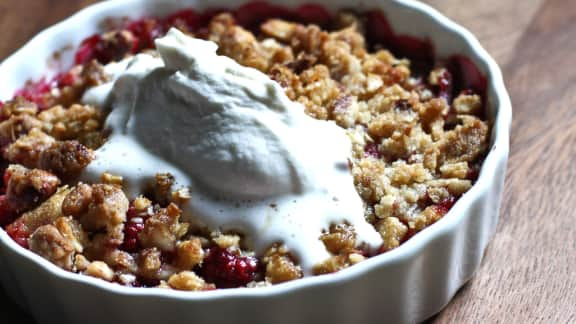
[[0, 3, 489, 290]]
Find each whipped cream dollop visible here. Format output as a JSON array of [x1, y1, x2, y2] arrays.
[[82, 29, 382, 272]]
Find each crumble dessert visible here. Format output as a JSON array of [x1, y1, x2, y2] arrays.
[[0, 3, 489, 290]]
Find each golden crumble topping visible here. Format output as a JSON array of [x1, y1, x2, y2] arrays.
[[1, 6, 489, 290]]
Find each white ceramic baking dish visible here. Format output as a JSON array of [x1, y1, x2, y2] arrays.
[[0, 0, 511, 323]]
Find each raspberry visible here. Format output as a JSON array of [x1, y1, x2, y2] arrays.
[[122, 221, 144, 252], [433, 197, 457, 216], [54, 71, 79, 88], [296, 4, 331, 27], [200, 247, 259, 288], [5, 220, 29, 248], [127, 18, 164, 51], [76, 30, 141, 65], [437, 69, 453, 102], [75, 34, 101, 65], [364, 142, 382, 159]]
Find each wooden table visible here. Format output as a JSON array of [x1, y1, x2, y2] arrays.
[[0, 0, 574, 323]]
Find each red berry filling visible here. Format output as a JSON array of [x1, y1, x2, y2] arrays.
[[433, 197, 457, 216], [74, 34, 102, 65], [163, 9, 201, 32], [235, 2, 292, 29], [54, 71, 79, 88], [364, 142, 382, 159], [5, 220, 29, 248], [365, 10, 434, 64], [295, 4, 332, 27], [447, 55, 487, 99], [201, 247, 259, 288], [127, 19, 164, 51], [13, 77, 52, 107], [121, 205, 146, 252], [0, 195, 15, 227], [122, 221, 144, 253], [14, 3, 486, 112]]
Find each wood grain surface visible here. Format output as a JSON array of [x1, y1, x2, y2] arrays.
[[1, 0, 575, 323]]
